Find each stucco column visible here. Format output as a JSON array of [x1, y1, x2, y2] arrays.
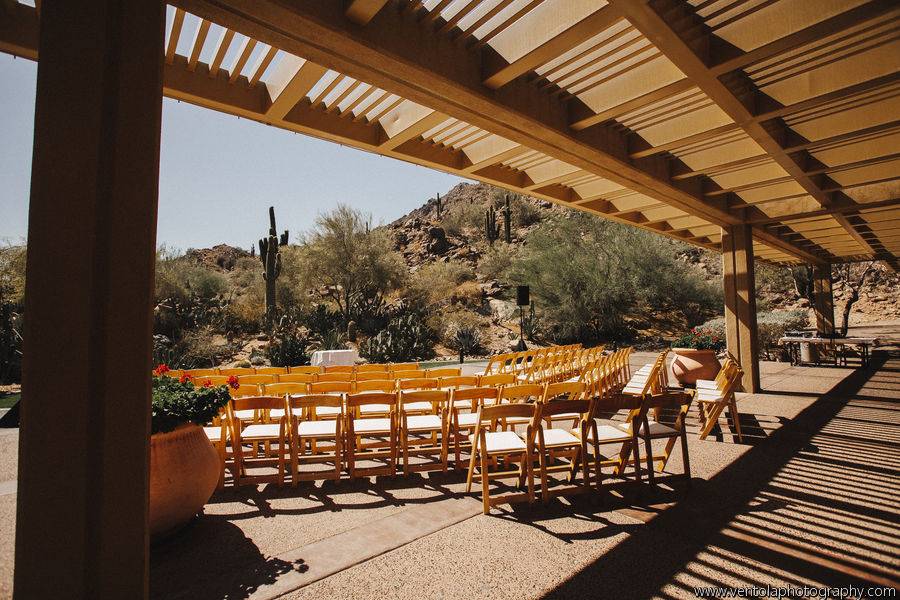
[[722, 224, 761, 393], [15, 2, 164, 598]]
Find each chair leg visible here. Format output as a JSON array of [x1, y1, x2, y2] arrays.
[[592, 437, 603, 491], [525, 450, 535, 504], [729, 398, 743, 442], [402, 428, 410, 476], [642, 423, 655, 486], [334, 433, 343, 480], [538, 446, 549, 504], [698, 403, 724, 440], [580, 442, 590, 492], [465, 443, 477, 492], [680, 425, 692, 487], [481, 448, 491, 515], [291, 436, 300, 488]]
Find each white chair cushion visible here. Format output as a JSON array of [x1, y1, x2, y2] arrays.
[[241, 424, 281, 439], [204, 427, 222, 443], [405, 414, 443, 432], [592, 422, 632, 443], [546, 412, 580, 421], [695, 379, 720, 390], [469, 430, 527, 454], [315, 405, 342, 417], [455, 412, 479, 427], [234, 409, 255, 420], [617, 420, 678, 437], [536, 428, 579, 447], [352, 418, 393, 434], [402, 401, 434, 413], [359, 403, 392, 415], [297, 420, 338, 438], [269, 408, 303, 419]]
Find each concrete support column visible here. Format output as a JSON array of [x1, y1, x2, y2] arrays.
[[722, 224, 761, 393], [813, 265, 835, 336], [15, 3, 164, 599]]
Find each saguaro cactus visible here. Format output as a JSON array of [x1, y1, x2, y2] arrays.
[[435, 193, 442, 219], [484, 204, 499, 245], [502, 194, 512, 243], [259, 206, 284, 325]]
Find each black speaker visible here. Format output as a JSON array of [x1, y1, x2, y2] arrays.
[[516, 285, 530, 307]]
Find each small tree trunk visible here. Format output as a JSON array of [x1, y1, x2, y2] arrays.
[[840, 290, 858, 337]]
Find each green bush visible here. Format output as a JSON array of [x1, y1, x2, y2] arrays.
[[698, 309, 808, 356], [151, 374, 231, 434], [441, 201, 484, 236], [477, 244, 518, 281], [267, 313, 312, 367], [360, 310, 437, 362]]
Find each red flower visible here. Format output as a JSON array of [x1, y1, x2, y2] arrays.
[[227, 375, 240, 389], [202, 379, 213, 388], [179, 373, 193, 384], [153, 363, 170, 376]]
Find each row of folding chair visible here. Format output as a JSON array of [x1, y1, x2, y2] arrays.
[[186, 367, 463, 389], [482, 344, 582, 377], [159, 362, 425, 380]]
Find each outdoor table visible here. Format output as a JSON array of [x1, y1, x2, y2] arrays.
[[778, 336, 878, 367], [311, 349, 359, 367]]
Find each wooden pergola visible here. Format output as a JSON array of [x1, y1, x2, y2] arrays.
[[2, 1, 898, 597]]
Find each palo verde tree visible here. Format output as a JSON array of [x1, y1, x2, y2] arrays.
[[259, 206, 289, 326]]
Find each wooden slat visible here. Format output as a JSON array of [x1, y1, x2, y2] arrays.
[[248, 44, 277, 86], [483, 6, 622, 89], [187, 18, 211, 71], [208, 28, 235, 77], [166, 8, 186, 64], [228, 37, 257, 83], [265, 56, 329, 119], [570, 78, 694, 130]]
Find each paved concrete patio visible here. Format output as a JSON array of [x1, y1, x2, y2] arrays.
[[0, 350, 897, 599]]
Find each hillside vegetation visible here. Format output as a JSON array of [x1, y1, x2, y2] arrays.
[[1, 183, 898, 377]]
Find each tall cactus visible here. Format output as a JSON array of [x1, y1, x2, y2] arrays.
[[259, 206, 283, 326], [484, 204, 500, 245], [502, 194, 512, 243], [435, 193, 442, 219]]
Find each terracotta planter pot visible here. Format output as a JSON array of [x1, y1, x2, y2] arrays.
[[150, 423, 219, 541], [671, 348, 721, 385]]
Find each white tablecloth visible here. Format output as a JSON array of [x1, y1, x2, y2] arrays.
[[311, 349, 359, 367]]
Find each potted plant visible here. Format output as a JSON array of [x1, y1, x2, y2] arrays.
[[671, 327, 724, 385], [149, 364, 232, 540]]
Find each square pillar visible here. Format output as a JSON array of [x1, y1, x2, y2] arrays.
[[15, 3, 164, 599], [722, 224, 761, 393], [813, 264, 835, 336]]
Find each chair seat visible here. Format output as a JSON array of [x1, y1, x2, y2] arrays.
[[204, 426, 223, 443], [617, 420, 678, 437], [405, 414, 443, 432], [451, 399, 474, 409], [241, 424, 282, 440], [546, 412, 580, 421], [535, 428, 580, 448], [591, 422, 633, 443], [455, 412, 479, 427], [269, 408, 303, 419], [297, 420, 338, 438], [234, 409, 255, 420], [359, 403, 392, 415], [504, 416, 532, 425], [352, 418, 393, 435], [403, 401, 434, 413], [315, 405, 342, 417], [695, 391, 725, 402], [469, 430, 527, 454], [695, 379, 720, 390]]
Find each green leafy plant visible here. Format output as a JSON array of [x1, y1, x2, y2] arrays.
[[360, 310, 436, 363], [267, 313, 312, 367], [672, 327, 725, 351], [449, 325, 483, 361], [151, 370, 231, 434], [316, 328, 348, 351]]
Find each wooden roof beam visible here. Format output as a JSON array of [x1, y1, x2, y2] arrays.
[[483, 5, 623, 89], [0, 1, 37, 60], [265, 55, 329, 120], [345, 0, 390, 26]]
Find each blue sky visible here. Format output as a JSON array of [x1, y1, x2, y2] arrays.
[[0, 54, 466, 251]]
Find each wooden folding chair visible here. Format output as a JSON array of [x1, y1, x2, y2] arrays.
[[388, 362, 419, 372], [345, 392, 398, 478], [620, 390, 693, 485], [354, 371, 391, 381], [392, 369, 425, 380], [357, 363, 389, 372], [276, 372, 317, 384], [194, 375, 228, 387], [263, 383, 309, 420], [466, 403, 537, 514], [255, 366, 287, 375], [354, 380, 397, 418], [186, 368, 218, 377], [497, 384, 544, 430], [449, 387, 499, 467], [317, 372, 353, 383], [540, 381, 586, 427], [426, 367, 461, 378], [696, 361, 744, 441], [204, 410, 228, 489], [227, 396, 288, 487], [529, 399, 593, 502], [438, 375, 479, 390], [237, 374, 277, 386], [324, 365, 354, 373], [307, 381, 351, 419], [398, 390, 450, 474], [478, 372, 516, 390], [219, 367, 255, 376], [287, 394, 344, 484], [289, 365, 321, 374]]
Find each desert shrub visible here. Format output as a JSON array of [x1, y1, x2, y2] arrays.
[[509, 213, 720, 346], [348, 293, 392, 337], [301, 205, 407, 324], [302, 304, 343, 338], [153, 328, 232, 369], [316, 328, 348, 351], [698, 309, 808, 356], [449, 281, 483, 309], [512, 196, 543, 227], [406, 261, 474, 307], [267, 313, 312, 367], [477, 244, 518, 281], [441, 201, 484, 236], [359, 308, 437, 362]]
